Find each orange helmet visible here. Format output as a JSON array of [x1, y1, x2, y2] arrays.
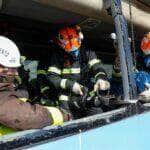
[[141, 32, 150, 55], [57, 25, 83, 52]]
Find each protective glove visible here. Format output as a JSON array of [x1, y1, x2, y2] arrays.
[[94, 79, 110, 92], [139, 83, 150, 102], [72, 82, 83, 96]]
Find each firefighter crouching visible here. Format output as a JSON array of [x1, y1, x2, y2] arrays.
[[47, 25, 110, 119], [0, 36, 70, 135]]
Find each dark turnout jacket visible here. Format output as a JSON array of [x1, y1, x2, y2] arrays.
[[47, 46, 108, 100]]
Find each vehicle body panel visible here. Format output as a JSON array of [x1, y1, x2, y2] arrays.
[[28, 111, 150, 150]]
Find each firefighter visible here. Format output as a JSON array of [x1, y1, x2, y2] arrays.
[[0, 36, 70, 135], [31, 61, 57, 106], [138, 32, 150, 101], [110, 32, 150, 102], [47, 25, 110, 119], [140, 32, 150, 71], [110, 33, 123, 98]]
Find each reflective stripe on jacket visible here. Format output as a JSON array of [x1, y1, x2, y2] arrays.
[[47, 46, 108, 92]]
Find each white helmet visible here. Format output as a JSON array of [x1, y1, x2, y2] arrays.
[[110, 33, 117, 40], [0, 36, 21, 68]]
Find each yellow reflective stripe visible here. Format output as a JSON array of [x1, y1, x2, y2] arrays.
[[41, 86, 50, 93], [37, 70, 47, 75], [71, 68, 80, 74], [0, 125, 15, 136], [18, 98, 28, 102], [112, 71, 122, 77], [62, 68, 80, 74], [62, 68, 71, 74], [48, 67, 61, 75], [95, 72, 106, 79], [88, 59, 101, 68], [59, 95, 69, 101], [45, 107, 64, 125], [60, 79, 67, 89]]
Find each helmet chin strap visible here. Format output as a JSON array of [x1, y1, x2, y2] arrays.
[[144, 56, 150, 68], [70, 49, 79, 57]]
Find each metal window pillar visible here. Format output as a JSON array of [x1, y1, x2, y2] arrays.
[[109, 0, 137, 100]]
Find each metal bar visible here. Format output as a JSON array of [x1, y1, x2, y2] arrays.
[[111, 0, 130, 100], [110, 0, 137, 100]]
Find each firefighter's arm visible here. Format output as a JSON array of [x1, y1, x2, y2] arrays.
[[0, 95, 70, 130], [87, 50, 110, 91], [0, 98, 54, 130], [47, 67, 83, 95]]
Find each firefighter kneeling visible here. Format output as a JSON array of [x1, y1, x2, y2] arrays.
[[47, 25, 110, 119], [0, 36, 69, 136]]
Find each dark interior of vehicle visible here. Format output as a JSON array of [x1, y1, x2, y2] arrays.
[[0, 15, 116, 63], [0, 0, 149, 148], [0, 0, 148, 67], [0, 0, 147, 70]]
